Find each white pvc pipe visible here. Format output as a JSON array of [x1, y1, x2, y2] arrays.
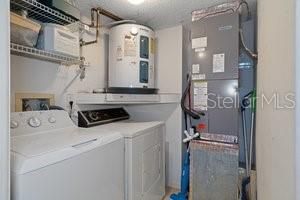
[[249, 112, 255, 173], [0, 0, 10, 199], [242, 110, 249, 176]]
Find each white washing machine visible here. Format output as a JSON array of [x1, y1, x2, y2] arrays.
[[10, 110, 125, 200], [78, 108, 166, 200]]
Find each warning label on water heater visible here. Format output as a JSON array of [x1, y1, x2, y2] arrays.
[[124, 35, 137, 57], [213, 53, 225, 73], [116, 46, 123, 61]]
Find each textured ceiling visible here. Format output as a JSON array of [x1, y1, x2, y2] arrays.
[[78, 0, 256, 30]]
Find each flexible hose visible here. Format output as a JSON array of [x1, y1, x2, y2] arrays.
[[62, 66, 86, 94], [49, 105, 65, 110], [240, 29, 258, 60], [181, 74, 205, 119]]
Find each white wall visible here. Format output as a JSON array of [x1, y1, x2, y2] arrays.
[[155, 26, 183, 94], [256, 0, 296, 199], [128, 25, 183, 189], [296, 0, 300, 198], [0, 0, 10, 199], [10, 18, 109, 111]]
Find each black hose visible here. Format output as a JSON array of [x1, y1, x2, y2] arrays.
[[241, 176, 250, 200], [241, 90, 254, 110], [181, 75, 205, 119], [49, 105, 65, 111], [184, 112, 188, 130]]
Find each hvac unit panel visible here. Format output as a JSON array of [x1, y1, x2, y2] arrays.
[[191, 12, 239, 80], [192, 79, 239, 136]]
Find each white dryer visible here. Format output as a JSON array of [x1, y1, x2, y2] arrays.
[[10, 110, 125, 200], [78, 108, 166, 200]]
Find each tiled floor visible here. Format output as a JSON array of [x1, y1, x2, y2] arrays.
[[163, 187, 179, 200]]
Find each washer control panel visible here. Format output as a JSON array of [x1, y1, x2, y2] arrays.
[[10, 110, 74, 137]]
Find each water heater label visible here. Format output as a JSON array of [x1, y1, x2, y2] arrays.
[[116, 46, 123, 61], [124, 35, 137, 57], [213, 53, 225, 73]]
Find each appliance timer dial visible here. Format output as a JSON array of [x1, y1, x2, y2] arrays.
[[48, 117, 56, 124], [28, 117, 41, 128], [10, 121, 19, 129]]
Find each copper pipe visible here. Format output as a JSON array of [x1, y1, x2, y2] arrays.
[[81, 7, 123, 28], [80, 7, 123, 46], [96, 7, 123, 21], [80, 8, 97, 27], [80, 11, 100, 46]]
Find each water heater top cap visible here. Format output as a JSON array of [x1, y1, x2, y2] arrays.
[[128, 0, 145, 5], [110, 23, 154, 31]]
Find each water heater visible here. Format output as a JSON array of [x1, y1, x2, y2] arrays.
[[108, 23, 157, 94]]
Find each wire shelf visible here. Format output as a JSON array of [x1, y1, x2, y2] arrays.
[[11, 43, 82, 66], [10, 0, 84, 65], [10, 0, 77, 25]]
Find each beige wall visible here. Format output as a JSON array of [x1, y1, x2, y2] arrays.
[[0, 0, 10, 199], [296, 0, 300, 199], [256, 0, 296, 199], [155, 26, 183, 94]]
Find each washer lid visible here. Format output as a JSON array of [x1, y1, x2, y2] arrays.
[[95, 121, 164, 138], [11, 128, 123, 175]]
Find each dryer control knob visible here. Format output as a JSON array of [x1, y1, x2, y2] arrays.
[[28, 117, 41, 128], [48, 117, 56, 124], [10, 120, 19, 129]]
